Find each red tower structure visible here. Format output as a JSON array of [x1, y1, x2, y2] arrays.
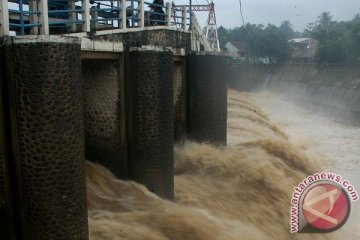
[[205, 2, 220, 52], [173, 1, 220, 52]]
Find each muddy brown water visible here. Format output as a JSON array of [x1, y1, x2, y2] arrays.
[[86, 89, 358, 240]]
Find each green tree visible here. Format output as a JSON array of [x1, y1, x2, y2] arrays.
[[310, 12, 347, 63], [311, 12, 335, 41], [217, 26, 229, 47], [262, 24, 292, 62], [348, 14, 360, 61], [279, 20, 295, 40], [220, 22, 291, 63]]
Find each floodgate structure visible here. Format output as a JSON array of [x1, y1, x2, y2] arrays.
[[0, 0, 228, 239]]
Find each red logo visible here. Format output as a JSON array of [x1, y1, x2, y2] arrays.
[[301, 183, 351, 231]]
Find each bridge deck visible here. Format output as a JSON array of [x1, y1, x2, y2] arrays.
[[2, 0, 186, 34], [1, 0, 212, 52]]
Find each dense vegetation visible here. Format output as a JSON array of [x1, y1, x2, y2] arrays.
[[219, 12, 360, 64]]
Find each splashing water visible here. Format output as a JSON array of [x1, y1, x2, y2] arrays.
[[86, 89, 360, 239], [248, 90, 360, 239]]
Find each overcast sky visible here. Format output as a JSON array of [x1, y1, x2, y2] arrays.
[[176, 0, 360, 32]]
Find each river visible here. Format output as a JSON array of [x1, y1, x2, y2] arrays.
[[249, 90, 360, 239], [86, 89, 359, 240]]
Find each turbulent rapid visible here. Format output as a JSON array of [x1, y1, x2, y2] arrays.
[[86, 89, 359, 240]]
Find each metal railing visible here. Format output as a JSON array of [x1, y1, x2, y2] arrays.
[[191, 12, 210, 51], [0, 0, 193, 36]]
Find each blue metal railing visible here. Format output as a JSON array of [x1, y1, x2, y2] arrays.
[[1, 0, 191, 36], [8, 0, 41, 34], [47, 0, 83, 32], [171, 3, 189, 29]]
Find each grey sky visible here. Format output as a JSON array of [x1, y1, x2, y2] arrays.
[[176, 0, 360, 31]]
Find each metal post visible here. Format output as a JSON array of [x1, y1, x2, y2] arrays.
[[139, 0, 144, 27], [181, 6, 186, 30], [0, 0, 9, 36], [166, 2, 172, 27], [29, 0, 39, 35], [120, 0, 126, 29], [130, 0, 135, 27], [38, 0, 49, 35], [19, 0, 24, 35], [82, 0, 90, 32]]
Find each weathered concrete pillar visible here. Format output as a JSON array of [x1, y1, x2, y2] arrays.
[[173, 57, 187, 142], [83, 58, 128, 179], [0, 38, 16, 240], [5, 36, 88, 240], [187, 52, 228, 145], [126, 48, 174, 200]]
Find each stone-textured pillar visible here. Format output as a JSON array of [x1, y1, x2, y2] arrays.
[[173, 58, 187, 142], [83, 59, 128, 179], [126, 48, 174, 200], [0, 38, 16, 240], [187, 52, 228, 145], [6, 36, 88, 240]]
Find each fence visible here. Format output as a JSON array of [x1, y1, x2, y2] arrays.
[[0, 0, 191, 36]]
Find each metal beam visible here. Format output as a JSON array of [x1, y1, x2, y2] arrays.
[[173, 5, 210, 12]]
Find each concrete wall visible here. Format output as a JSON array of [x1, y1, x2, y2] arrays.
[[230, 63, 360, 121], [83, 59, 128, 179], [93, 29, 191, 52]]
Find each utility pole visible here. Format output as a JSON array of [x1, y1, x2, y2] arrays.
[[307, 23, 315, 33]]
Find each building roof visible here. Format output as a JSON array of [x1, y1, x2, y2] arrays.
[[289, 38, 311, 43], [227, 41, 249, 53]]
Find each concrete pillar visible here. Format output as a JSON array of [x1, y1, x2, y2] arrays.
[[138, 0, 145, 28], [181, 7, 187, 30], [5, 36, 88, 240], [126, 48, 174, 200], [0, 38, 16, 240], [82, 0, 91, 32], [187, 52, 228, 145], [83, 58, 128, 179], [38, 0, 49, 35], [166, 2, 172, 27], [0, 0, 9, 36], [120, 0, 127, 29], [173, 57, 187, 142]]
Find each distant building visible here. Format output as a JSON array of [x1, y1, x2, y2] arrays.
[[289, 38, 319, 63], [225, 41, 269, 63], [225, 41, 249, 60]]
